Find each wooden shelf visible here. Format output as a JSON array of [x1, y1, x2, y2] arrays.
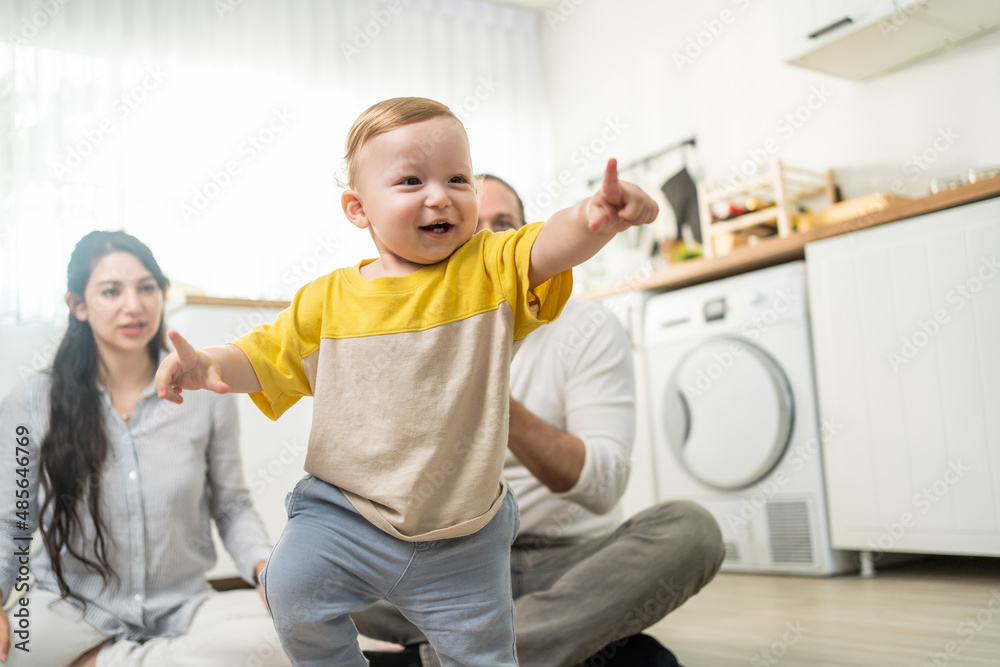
[[581, 175, 1000, 300], [184, 295, 291, 309], [698, 159, 836, 258], [707, 206, 783, 235]]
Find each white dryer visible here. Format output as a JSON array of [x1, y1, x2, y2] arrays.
[[644, 261, 854, 575]]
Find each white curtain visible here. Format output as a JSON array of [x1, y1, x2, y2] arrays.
[[0, 0, 554, 322]]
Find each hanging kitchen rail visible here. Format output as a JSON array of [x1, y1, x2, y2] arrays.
[[586, 136, 696, 188]]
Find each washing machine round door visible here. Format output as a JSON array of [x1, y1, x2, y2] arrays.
[[662, 335, 794, 490]]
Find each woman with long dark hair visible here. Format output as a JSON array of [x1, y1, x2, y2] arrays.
[[0, 231, 289, 666]]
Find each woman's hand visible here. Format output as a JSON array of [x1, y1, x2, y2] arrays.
[[255, 560, 270, 615], [0, 601, 9, 663]]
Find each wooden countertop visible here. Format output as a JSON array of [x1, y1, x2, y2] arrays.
[[580, 175, 1000, 300]]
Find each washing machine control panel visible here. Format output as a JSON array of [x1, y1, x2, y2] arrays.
[[645, 263, 806, 346]]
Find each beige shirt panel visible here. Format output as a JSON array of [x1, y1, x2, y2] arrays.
[[304, 306, 516, 541]]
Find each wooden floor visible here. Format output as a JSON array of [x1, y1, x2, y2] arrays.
[[644, 556, 1000, 667]]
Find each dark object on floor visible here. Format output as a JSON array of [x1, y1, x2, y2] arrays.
[[363, 644, 423, 667], [364, 634, 682, 667], [578, 633, 684, 667], [661, 167, 702, 245]]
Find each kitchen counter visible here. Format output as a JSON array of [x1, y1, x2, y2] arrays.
[[580, 175, 1000, 300]]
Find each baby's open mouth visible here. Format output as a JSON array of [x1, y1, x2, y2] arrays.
[[421, 222, 453, 234]]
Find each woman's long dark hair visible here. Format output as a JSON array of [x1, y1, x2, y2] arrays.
[[41, 231, 169, 602]]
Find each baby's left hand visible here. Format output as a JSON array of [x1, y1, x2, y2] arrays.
[[586, 158, 659, 233]]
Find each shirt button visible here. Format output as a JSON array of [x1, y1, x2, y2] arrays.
[[133, 594, 142, 603], [128, 471, 137, 481]]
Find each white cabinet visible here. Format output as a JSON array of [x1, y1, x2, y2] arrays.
[[777, 0, 896, 65], [776, 0, 1000, 80], [805, 197, 1000, 556]]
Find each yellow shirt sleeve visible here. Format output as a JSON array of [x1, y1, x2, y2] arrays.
[[230, 279, 325, 420], [485, 221, 574, 341]]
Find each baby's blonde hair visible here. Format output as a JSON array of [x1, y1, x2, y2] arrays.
[[344, 97, 461, 188]]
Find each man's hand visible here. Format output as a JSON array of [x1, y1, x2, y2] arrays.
[[586, 158, 659, 233], [155, 330, 230, 404], [507, 395, 585, 494]]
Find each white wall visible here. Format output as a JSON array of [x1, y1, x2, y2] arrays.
[[536, 0, 1000, 203], [534, 0, 1000, 517], [0, 321, 64, 402]]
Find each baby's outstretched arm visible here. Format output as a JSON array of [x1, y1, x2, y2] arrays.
[[528, 158, 659, 287], [155, 330, 261, 404]]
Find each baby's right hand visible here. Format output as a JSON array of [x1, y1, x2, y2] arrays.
[[155, 330, 230, 404]]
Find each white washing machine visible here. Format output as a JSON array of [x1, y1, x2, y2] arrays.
[[644, 261, 855, 575]]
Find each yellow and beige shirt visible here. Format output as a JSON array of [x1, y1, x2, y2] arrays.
[[232, 222, 572, 541]]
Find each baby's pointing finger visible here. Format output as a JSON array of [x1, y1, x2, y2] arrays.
[[600, 159, 623, 204], [168, 330, 198, 366]]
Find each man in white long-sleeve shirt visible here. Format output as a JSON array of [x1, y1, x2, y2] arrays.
[[359, 176, 725, 667]]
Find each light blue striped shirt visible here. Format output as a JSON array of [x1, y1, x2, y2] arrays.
[[0, 363, 273, 641]]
